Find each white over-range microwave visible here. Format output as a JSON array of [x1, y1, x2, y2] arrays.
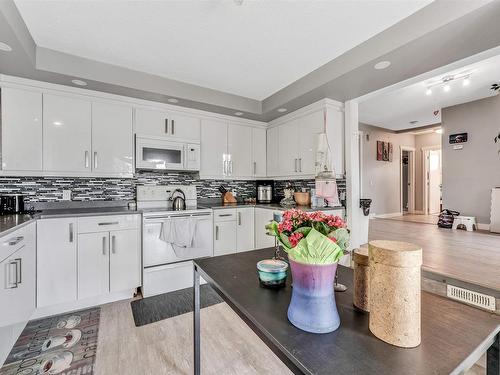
[[135, 136, 200, 171]]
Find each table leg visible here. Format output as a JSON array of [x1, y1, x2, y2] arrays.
[[194, 265, 201, 375], [487, 333, 499, 375]]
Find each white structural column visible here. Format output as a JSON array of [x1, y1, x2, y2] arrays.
[[344, 100, 366, 250]]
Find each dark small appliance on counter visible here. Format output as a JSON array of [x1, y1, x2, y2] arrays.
[[0, 194, 27, 214], [256, 180, 274, 203]]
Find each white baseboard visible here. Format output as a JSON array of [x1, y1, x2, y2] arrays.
[[373, 212, 403, 219], [32, 289, 136, 319], [412, 210, 425, 214], [477, 223, 490, 231]]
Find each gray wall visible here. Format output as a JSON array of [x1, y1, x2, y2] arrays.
[[442, 95, 500, 224], [360, 123, 415, 216]]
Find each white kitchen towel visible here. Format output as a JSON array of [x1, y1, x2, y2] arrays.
[[159, 217, 198, 257]]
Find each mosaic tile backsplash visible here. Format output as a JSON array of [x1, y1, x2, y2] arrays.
[[0, 171, 345, 203]]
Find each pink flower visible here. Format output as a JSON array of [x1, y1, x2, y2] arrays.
[[289, 232, 304, 248], [328, 236, 337, 243]]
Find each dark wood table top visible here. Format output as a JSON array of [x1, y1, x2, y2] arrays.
[[194, 248, 500, 375]]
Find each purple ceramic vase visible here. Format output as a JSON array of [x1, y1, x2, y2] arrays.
[[287, 258, 340, 334]]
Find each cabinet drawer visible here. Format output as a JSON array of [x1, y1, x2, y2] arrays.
[[0, 223, 36, 263], [77, 214, 140, 233], [213, 209, 237, 222]]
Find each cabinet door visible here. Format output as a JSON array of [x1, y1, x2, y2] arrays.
[[200, 119, 227, 178], [43, 94, 92, 173], [266, 126, 279, 177], [228, 124, 252, 178], [77, 232, 110, 299], [170, 113, 201, 141], [326, 107, 345, 176], [252, 128, 267, 177], [254, 208, 276, 249], [37, 218, 77, 307], [1, 88, 42, 171], [92, 102, 133, 176], [0, 227, 36, 327], [298, 111, 324, 175], [236, 208, 255, 252], [109, 229, 141, 292], [135, 108, 170, 137], [278, 121, 299, 176], [214, 221, 236, 256]]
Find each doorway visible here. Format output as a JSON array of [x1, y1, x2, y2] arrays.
[[423, 147, 442, 214], [400, 146, 415, 214]]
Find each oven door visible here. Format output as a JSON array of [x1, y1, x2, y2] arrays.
[[136, 136, 185, 170], [143, 212, 213, 268]]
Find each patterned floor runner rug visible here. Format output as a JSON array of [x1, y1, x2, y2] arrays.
[[0, 307, 100, 375]]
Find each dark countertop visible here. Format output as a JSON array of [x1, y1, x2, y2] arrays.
[[199, 202, 345, 212], [0, 214, 37, 238], [195, 248, 500, 375], [36, 206, 141, 219]]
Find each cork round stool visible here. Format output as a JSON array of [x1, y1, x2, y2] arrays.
[[368, 240, 422, 348], [353, 247, 370, 312]]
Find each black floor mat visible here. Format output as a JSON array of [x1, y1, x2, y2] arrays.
[[130, 284, 223, 327]]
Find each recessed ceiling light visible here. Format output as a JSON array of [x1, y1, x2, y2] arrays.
[[462, 78, 470, 86], [0, 42, 12, 52], [409, 120, 418, 125], [71, 79, 87, 86], [434, 128, 443, 134], [234, 112, 243, 116], [425, 88, 432, 96], [374, 60, 391, 70], [167, 98, 179, 103], [443, 84, 451, 92], [277, 108, 287, 113]]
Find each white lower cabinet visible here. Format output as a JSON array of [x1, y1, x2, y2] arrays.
[[37, 215, 141, 311], [109, 229, 141, 292], [37, 218, 77, 308], [214, 221, 237, 256], [254, 208, 279, 249], [236, 207, 254, 252]]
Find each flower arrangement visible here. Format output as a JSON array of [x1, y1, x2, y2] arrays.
[[266, 209, 349, 264]]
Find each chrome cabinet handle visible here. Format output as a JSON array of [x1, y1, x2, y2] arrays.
[[69, 223, 74, 243], [218, 213, 233, 217], [222, 160, 227, 176], [111, 235, 116, 254], [238, 212, 242, 226], [102, 236, 107, 255], [98, 222, 119, 226], [15, 258, 21, 285], [229, 160, 233, 175], [5, 236, 23, 246], [165, 119, 169, 134], [85, 151, 89, 168], [94, 151, 98, 169], [253, 161, 256, 175], [5, 260, 18, 289], [215, 225, 219, 240], [294, 158, 298, 172], [299, 158, 302, 172], [171, 120, 175, 135]]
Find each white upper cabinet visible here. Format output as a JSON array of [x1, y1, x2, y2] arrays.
[[43, 94, 92, 173], [278, 120, 300, 176], [135, 107, 200, 141], [266, 126, 279, 177], [252, 127, 267, 177], [92, 102, 133, 177], [228, 124, 252, 178], [200, 119, 227, 178], [297, 110, 324, 175], [1, 87, 42, 171]]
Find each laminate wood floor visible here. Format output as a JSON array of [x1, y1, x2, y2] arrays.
[[369, 219, 500, 291], [94, 299, 293, 375], [384, 213, 439, 225]]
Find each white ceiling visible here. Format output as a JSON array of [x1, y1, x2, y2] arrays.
[[14, 0, 432, 100], [359, 52, 500, 130]]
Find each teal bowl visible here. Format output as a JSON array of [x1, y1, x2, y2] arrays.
[[257, 259, 288, 288]]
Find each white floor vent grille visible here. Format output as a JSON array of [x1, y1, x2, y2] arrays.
[[446, 284, 496, 311]]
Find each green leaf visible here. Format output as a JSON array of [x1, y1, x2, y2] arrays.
[[279, 233, 292, 249], [331, 228, 349, 252], [288, 228, 344, 264]]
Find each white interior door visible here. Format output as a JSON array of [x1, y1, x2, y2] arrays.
[[428, 149, 442, 214]]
